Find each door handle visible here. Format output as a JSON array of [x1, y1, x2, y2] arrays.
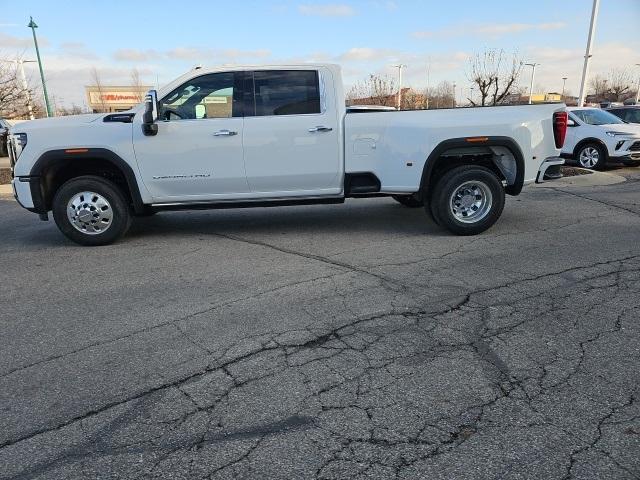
[[308, 126, 333, 133], [213, 129, 238, 136]]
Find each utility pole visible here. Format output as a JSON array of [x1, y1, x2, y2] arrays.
[[392, 64, 406, 110], [525, 63, 539, 104], [425, 62, 430, 110], [452, 81, 456, 108], [634, 64, 640, 104], [561, 77, 568, 101], [470, 86, 474, 106], [578, 0, 601, 107], [28, 16, 52, 117]]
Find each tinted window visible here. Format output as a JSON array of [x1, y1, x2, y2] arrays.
[[618, 109, 640, 123], [160, 72, 238, 120], [572, 109, 624, 125], [253, 70, 320, 116]]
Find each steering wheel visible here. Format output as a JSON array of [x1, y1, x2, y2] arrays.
[[162, 108, 184, 121]]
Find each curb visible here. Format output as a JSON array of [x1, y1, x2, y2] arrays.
[[537, 170, 626, 188], [0, 183, 14, 199]]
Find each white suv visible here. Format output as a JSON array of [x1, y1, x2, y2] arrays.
[[563, 107, 640, 169]]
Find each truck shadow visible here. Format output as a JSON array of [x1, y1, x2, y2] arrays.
[[125, 198, 445, 241]]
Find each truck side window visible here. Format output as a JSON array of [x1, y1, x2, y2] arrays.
[[159, 72, 238, 121], [253, 70, 320, 116]]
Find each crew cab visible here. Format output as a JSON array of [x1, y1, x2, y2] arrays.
[[8, 64, 567, 246]]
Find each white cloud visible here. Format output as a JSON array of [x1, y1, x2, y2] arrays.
[[164, 47, 271, 61], [337, 47, 398, 62], [113, 49, 160, 62], [413, 22, 566, 39], [298, 4, 356, 16], [0, 32, 48, 49]]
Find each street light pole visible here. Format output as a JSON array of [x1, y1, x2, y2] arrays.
[[392, 64, 406, 110], [17, 59, 36, 120], [578, 0, 601, 107], [452, 81, 456, 108], [28, 16, 52, 117], [525, 63, 539, 104], [561, 77, 568, 101]]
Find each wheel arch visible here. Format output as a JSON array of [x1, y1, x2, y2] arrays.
[[28, 148, 145, 214], [572, 138, 608, 160], [420, 136, 525, 197]]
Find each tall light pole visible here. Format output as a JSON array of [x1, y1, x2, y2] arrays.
[[524, 63, 539, 104], [634, 64, 640, 104], [452, 81, 456, 108], [28, 16, 52, 117], [578, 0, 601, 107], [392, 64, 406, 110], [425, 62, 430, 110], [561, 77, 568, 101]]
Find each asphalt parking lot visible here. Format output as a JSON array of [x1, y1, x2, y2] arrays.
[[1, 167, 639, 480]]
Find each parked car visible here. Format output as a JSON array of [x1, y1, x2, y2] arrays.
[[606, 105, 640, 124], [9, 64, 567, 245], [562, 107, 640, 169], [0, 118, 9, 157]]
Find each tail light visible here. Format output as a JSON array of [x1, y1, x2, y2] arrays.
[[553, 111, 568, 149]]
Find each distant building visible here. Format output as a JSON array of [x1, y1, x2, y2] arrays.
[[85, 85, 152, 113]]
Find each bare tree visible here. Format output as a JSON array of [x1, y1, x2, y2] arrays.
[[130, 68, 144, 102], [0, 59, 41, 119], [401, 88, 426, 110], [607, 69, 633, 101], [467, 49, 523, 106], [346, 74, 397, 107], [589, 74, 609, 102], [90, 67, 107, 112], [423, 81, 455, 109], [57, 103, 87, 116]]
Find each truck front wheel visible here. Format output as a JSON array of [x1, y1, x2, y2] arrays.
[[52, 175, 132, 246], [428, 166, 505, 236]]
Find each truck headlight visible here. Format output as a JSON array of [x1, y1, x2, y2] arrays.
[[9, 133, 27, 162]]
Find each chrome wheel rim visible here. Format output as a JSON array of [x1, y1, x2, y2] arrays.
[[449, 180, 493, 224], [579, 147, 599, 168], [66, 191, 113, 235]]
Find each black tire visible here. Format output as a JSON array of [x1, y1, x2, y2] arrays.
[[392, 194, 423, 208], [52, 175, 132, 246], [575, 143, 607, 170], [429, 165, 505, 236]]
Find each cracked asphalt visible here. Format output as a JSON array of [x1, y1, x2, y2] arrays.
[[1, 167, 639, 480]]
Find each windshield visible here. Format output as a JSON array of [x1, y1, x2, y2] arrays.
[[572, 109, 625, 125]]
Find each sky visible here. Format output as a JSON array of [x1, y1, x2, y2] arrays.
[[1, 0, 639, 108]]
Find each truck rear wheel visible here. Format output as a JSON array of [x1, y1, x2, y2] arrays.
[[52, 175, 132, 246], [429, 165, 505, 236]]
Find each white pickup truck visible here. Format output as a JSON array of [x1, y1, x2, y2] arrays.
[[8, 64, 567, 245]]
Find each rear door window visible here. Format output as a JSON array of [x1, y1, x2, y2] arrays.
[[253, 70, 321, 116]]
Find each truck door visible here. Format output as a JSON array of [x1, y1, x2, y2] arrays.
[[242, 68, 342, 196], [132, 71, 249, 202]]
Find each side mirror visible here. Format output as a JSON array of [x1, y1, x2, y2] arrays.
[[142, 90, 159, 136], [567, 118, 576, 127]]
